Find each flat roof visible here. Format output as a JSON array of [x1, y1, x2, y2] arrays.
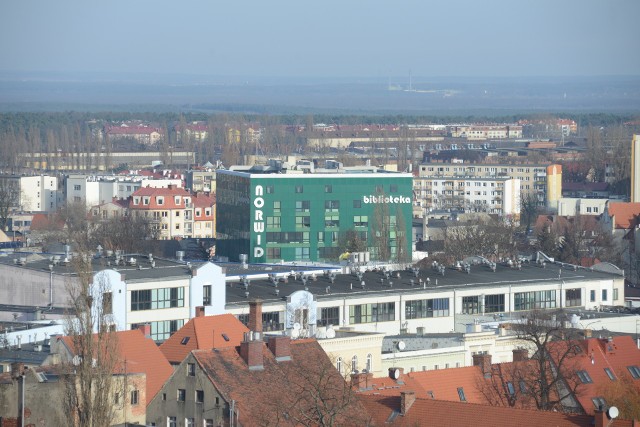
[[224, 261, 621, 306]]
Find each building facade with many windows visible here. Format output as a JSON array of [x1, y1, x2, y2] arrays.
[[216, 170, 414, 263]]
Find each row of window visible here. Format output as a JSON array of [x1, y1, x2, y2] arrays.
[[131, 319, 184, 341], [131, 287, 185, 311], [265, 215, 369, 230], [336, 353, 373, 374], [282, 184, 399, 194]]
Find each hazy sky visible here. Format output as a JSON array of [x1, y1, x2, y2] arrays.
[[1, 0, 639, 78]]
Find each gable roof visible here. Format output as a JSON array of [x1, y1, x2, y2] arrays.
[[607, 202, 640, 229], [192, 339, 369, 425], [159, 314, 248, 364], [60, 329, 173, 402]]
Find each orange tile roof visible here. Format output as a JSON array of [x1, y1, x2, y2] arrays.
[[159, 314, 248, 364], [360, 395, 633, 427], [60, 330, 173, 402], [193, 339, 370, 426], [607, 202, 640, 229]]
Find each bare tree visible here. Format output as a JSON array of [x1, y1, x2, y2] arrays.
[[372, 197, 391, 261], [507, 310, 584, 412], [597, 371, 640, 420], [0, 179, 20, 230], [59, 255, 120, 427]]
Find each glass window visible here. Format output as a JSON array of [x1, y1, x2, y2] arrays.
[[366, 354, 373, 372], [390, 184, 398, 193], [351, 355, 358, 373], [325, 200, 340, 211], [196, 390, 204, 403], [295, 185, 303, 193], [168, 417, 177, 427], [265, 185, 274, 194], [604, 368, 616, 381], [565, 289, 581, 307], [325, 215, 339, 227], [405, 298, 450, 318], [577, 370, 593, 384], [267, 217, 281, 228], [602, 289, 608, 301], [187, 363, 195, 376], [130, 390, 139, 405], [319, 307, 340, 326], [336, 357, 342, 373], [353, 200, 362, 208], [295, 216, 310, 228], [628, 366, 640, 379], [350, 303, 395, 324], [266, 247, 281, 260], [295, 200, 310, 212], [514, 290, 556, 311], [273, 201, 281, 213], [457, 387, 466, 402], [325, 185, 332, 193], [203, 285, 211, 306], [353, 215, 368, 227], [590, 290, 596, 302], [177, 389, 186, 402]]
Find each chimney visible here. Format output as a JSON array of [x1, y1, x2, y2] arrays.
[[400, 391, 416, 415], [350, 371, 370, 390], [472, 353, 492, 376], [267, 335, 291, 362], [512, 348, 528, 362], [249, 300, 263, 333], [137, 323, 151, 338], [240, 332, 263, 371], [11, 362, 25, 381], [195, 306, 205, 317], [594, 409, 608, 427]]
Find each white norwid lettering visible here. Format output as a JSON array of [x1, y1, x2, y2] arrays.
[[253, 185, 265, 260]]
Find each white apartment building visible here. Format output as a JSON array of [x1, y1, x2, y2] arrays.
[[0, 174, 59, 213], [557, 198, 609, 217], [413, 175, 520, 217]]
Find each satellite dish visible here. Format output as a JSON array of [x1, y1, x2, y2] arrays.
[[608, 406, 619, 419], [72, 355, 82, 366], [392, 368, 400, 380], [397, 341, 406, 351], [325, 328, 336, 339], [293, 322, 301, 331]]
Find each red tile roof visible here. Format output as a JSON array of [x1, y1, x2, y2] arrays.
[[607, 202, 640, 229], [193, 339, 370, 426], [360, 395, 633, 427], [60, 330, 173, 402], [159, 314, 248, 365]]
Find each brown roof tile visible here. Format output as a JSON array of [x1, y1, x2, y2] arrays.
[[159, 314, 248, 364], [607, 202, 640, 229]]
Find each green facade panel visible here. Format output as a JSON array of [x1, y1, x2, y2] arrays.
[[216, 171, 413, 264]]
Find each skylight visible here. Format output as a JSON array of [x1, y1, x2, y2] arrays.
[[181, 336, 190, 345]]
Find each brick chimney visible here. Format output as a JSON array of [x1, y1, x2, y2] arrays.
[[137, 323, 151, 338], [249, 300, 263, 333], [400, 391, 416, 415], [267, 335, 291, 362], [472, 353, 492, 376], [195, 306, 205, 317], [350, 371, 373, 390], [240, 332, 263, 371], [512, 348, 528, 362]]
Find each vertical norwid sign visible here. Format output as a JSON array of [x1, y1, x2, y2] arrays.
[[252, 184, 265, 262]]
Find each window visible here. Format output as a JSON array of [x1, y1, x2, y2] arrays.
[[576, 370, 593, 383], [613, 288, 619, 301], [506, 382, 516, 396], [168, 416, 177, 427], [185, 418, 194, 427], [628, 366, 640, 379], [519, 380, 527, 393], [203, 285, 212, 306], [514, 290, 556, 311], [590, 290, 596, 302], [390, 184, 398, 193], [325, 215, 339, 227], [157, 196, 164, 205], [131, 287, 185, 311], [319, 307, 340, 326], [74, 184, 81, 191], [162, 393, 167, 401], [177, 389, 186, 402], [325, 185, 332, 193], [457, 387, 466, 402], [114, 392, 120, 404], [130, 390, 139, 405], [295, 200, 310, 212], [375, 185, 383, 193], [294, 247, 310, 260], [565, 289, 581, 307], [265, 185, 274, 194], [405, 298, 449, 319], [349, 303, 395, 324], [266, 216, 281, 228], [273, 201, 281, 213], [604, 368, 616, 380], [484, 294, 505, 313], [592, 397, 607, 410], [295, 185, 303, 193], [325, 200, 339, 211], [266, 247, 281, 260], [336, 357, 342, 373], [366, 354, 373, 372], [351, 355, 358, 373], [317, 231, 324, 243], [353, 215, 368, 227], [602, 289, 608, 301], [296, 216, 310, 228], [196, 390, 204, 403], [187, 363, 195, 376], [353, 200, 362, 208]]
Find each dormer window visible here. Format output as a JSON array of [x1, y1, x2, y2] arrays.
[[157, 196, 164, 205], [175, 196, 181, 205], [133, 197, 140, 205], [143, 197, 150, 205], [195, 209, 201, 217]]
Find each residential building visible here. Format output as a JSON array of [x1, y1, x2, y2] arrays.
[[185, 168, 217, 193], [191, 192, 216, 239], [104, 123, 164, 145], [415, 161, 559, 208], [557, 198, 609, 216], [632, 134, 640, 203], [216, 169, 413, 263], [129, 185, 193, 240], [0, 174, 59, 213], [412, 175, 520, 217], [601, 202, 640, 283], [147, 333, 368, 426], [448, 124, 523, 140], [174, 121, 209, 142]]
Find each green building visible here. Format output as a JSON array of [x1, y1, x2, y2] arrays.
[[216, 170, 413, 264]]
